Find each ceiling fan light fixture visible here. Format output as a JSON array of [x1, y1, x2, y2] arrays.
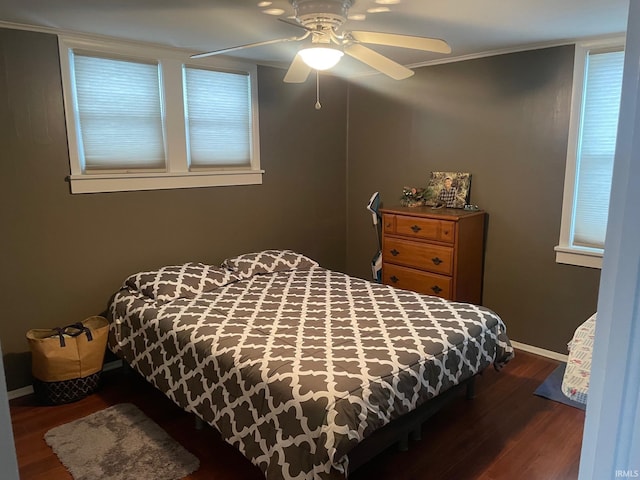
[[298, 46, 344, 70]]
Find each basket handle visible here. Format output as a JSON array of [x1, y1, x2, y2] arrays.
[[61, 322, 94, 342], [52, 327, 67, 347]]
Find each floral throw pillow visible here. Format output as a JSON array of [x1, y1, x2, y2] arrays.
[[221, 250, 319, 279], [124, 262, 240, 303]]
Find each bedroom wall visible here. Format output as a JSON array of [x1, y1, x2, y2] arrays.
[[0, 27, 603, 387], [345, 45, 601, 354], [0, 28, 348, 390]]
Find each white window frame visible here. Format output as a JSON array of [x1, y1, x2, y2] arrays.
[[58, 35, 263, 194], [555, 37, 625, 269]]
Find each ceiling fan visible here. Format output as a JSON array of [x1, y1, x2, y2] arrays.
[[190, 0, 451, 83]]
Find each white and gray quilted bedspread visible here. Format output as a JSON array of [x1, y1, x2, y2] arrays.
[[108, 259, 513, 480]]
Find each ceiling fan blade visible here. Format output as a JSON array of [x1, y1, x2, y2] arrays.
[[278, 17, 313, 31], [350, 31, 451, 54], [190, 36, 304, 59], [344, 43, 414, 80], [284, 54, 312, 83]]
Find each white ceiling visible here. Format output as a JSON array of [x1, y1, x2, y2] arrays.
[[0, 0, 630, 78]]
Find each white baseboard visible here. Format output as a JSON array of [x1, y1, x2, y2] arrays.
[[103, 359, 123, 372], [511, 341, 568, 362], [7, 385, 33, 401], [7, 360, 123, 401]]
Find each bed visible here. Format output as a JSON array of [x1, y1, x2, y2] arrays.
[[561, 313, 596, 405], [108, 250, 514, 479]]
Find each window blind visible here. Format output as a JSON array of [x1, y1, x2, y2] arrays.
[[72, 55, 166, 170], [183, 67, 251, 167], [573, 50, 624, 249]]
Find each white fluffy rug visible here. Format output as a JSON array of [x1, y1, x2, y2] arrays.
[[44, 403, 200, 480]]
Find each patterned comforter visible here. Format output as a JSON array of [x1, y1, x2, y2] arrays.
[[561, 313, 595, 404], [108, 251, 514, 480]]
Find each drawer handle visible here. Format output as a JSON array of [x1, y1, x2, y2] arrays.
[[411, 225, 422, 233], [432, 257, 443, 265], [390, 249, 400, 256], [431, 285, 443, 294], [390, 275, 399, 283], [443, 230, 449, 236]]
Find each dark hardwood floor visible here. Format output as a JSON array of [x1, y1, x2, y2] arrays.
[[10, 350, 585, 480]]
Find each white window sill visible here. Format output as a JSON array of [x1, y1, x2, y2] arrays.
[[554, 245, 603, 269], [68, 170, 264, 194]]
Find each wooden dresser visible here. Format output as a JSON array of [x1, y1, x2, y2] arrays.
[[380, 206, 486, 304]]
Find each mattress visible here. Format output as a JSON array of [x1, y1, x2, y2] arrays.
[[108, 252, 514, 479], [562, 313, 596, 405]]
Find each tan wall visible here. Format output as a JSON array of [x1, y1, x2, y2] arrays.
[[0, 28, 348, 389], [345, 45, 601, 353]]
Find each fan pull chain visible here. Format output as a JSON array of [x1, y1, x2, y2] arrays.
[[315, 70, 322, 110]]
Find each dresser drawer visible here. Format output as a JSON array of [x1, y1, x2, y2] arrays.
[[380, 207, 485, 304], [395, 216, 455, 243], [383, 214, 396, 235], [384, 237, 453, 275], [383, 263, 452, 299]]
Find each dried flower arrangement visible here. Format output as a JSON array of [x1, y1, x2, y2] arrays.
[[400, 186, 427, 207]]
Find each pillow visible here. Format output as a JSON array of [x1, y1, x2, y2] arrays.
[[124, 262, 240, 302], [221, 249, 318, 279]]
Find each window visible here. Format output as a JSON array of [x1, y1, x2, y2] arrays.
[[183, 67, 251, 168], [73, 55, 166, 170], [556, 39, 625, 268], [58, 36, 262, 193]]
